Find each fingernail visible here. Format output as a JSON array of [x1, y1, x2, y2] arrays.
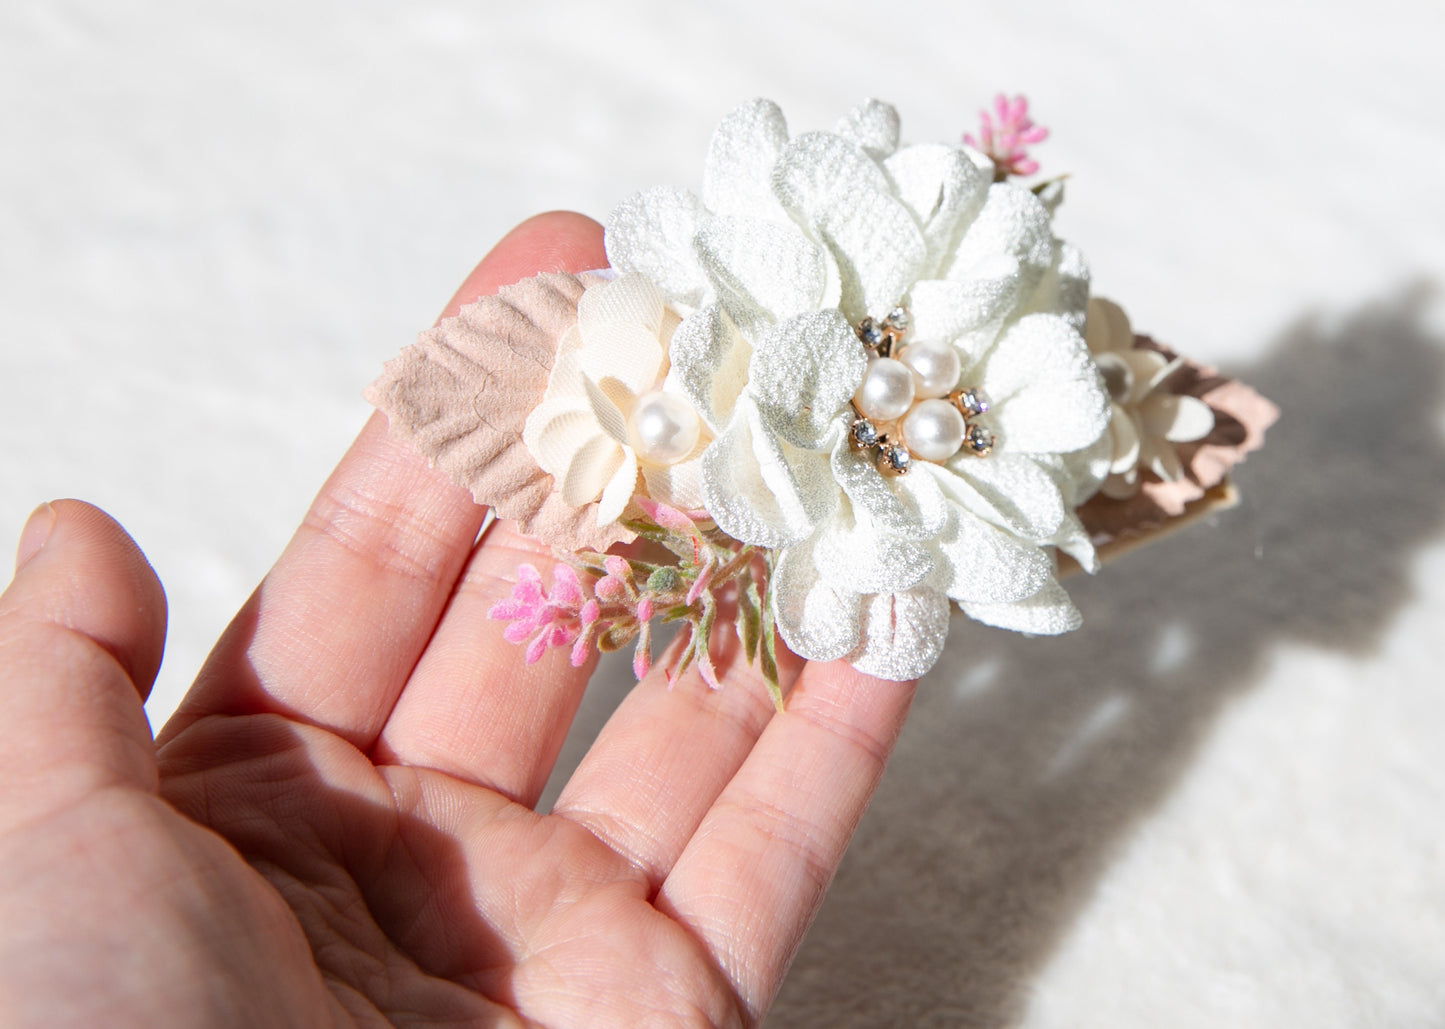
[[15, 502, 57, 570]]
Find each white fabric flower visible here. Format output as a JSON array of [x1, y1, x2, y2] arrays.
[[607, 99, 1109, 679], [522, 273, 707, 527], [1085, 297, 1215, 499]]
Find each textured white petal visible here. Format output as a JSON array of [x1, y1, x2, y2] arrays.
[[943, 181, 1055, 293], [702, 99, 790, 221], [694, 215, 826, 333], [772, 537, 863, 662], [847, 588, 952, 681], [830, 433, 949, 540], [1023, 240, 1090, 332], [577, 272, 664, 338], [1143, 392, 1216, 442], [960, 579, 1081, 636], [701, 399, 836, 547], [981, 314, 1109, 454], [882, 143, 990, 273], [666, 304, 752, 433], [930, 510, 1052, 604], [595, 449, 639, 525], [813, 500, 933, 595], [1048, 510, 1099, 574], [605, 186, 710, 308], [932, 453, 1066, 541], [578, 321, 664, 398], [833, 99, 900, 159], [749, 309, 866, 449], [772, 130, 927, 322], [907, 259, 1022, 346]]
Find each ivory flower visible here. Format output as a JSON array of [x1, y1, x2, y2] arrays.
[[1085, 297, 1214, 499], [522, 273, 707, 527], [607, 99, 1109, 679]]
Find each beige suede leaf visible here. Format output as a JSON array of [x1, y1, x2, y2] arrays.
[[363, 272, 635, 552], [1078, 335, 1279, 551]]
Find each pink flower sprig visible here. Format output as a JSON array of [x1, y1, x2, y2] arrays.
[[488, 498, 783, 707], [964, 93, 1049, 180]]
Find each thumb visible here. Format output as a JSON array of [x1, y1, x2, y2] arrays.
[[0, 501, 168, 830]]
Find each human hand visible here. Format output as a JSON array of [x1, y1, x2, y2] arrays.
[[0, 213, 917, 1028]]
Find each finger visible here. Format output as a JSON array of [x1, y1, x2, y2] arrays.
[[656, 660, 916, 1022], [0, 501, 168, 831], [161, 212, 607, 750], [373, 520, 604, 807], [549, 621, 804, 889]]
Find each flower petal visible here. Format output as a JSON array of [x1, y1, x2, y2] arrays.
[[830, 432, 949, 540], [772, 537, 863, 662], [749, 309, 866, 449], [640, 453, 707, 511], [847, 588, 952, 681], [701, 398, 836, 547], [1108, 404, 1142, 473], [523, 401, 604, 481], [813, 500, 933, 595], [907, 258, 1022, 347], [930, 510, 1052, 604], [703, 99, 790, 221], [561, 433, 625, 509], [980, 314, 1109, 454], [578, 321, 665, 397], [596, 449, 639, 525], [577, 272, 665, 338], [605, 186, 710, 308], [930, 453, 1066, 541], [666, 304, 752, 433], [833, 99, 900, 159], [942, 181, 1055, 294], [1023, 240, 1090, 332], [772, 130, 927, 322], [1084, 297, 1132, 356], [882, 143, 990, 273], [960, 579, 1081, 636], [694, 215, 827, 333], [1142, 393, 1215, 442]]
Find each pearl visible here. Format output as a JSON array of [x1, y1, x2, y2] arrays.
[[627, 390, 700, 465], [854, 358, 915, 422], [898, 341, 961, 399], [901, 399, 967, 462]]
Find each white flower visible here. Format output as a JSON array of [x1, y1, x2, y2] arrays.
[[522, 273, 708, 527], [1085, 297, 1214, 499], [606, 100, 1109, 679]]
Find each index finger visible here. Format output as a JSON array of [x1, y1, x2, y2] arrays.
[[159, 212, 607, 749]]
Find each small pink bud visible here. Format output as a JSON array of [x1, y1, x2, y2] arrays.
[[636, 597, 654, 622], [603, 555, 632, 579], [595, 576, 627, 601], [580, 599, 600, 626]]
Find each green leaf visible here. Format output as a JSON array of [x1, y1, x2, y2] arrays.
[[760, 616, 782, 712], [736, 578, 762, 665], [598, 623, 638, 653]]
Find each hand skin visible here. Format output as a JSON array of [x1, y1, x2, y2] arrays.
[[0, 213, 917, 1028]]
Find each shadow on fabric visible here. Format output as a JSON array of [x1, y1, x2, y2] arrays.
[[769, 282, 1445, 1028]]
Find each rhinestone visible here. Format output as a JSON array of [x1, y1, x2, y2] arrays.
[[885, 306, 910, 331], [850, 417, 880, 448], [856, 317, 885, 349], [964, 424, 996, 456], [954, 387, 992, 418], [877, 444, 912, 475]]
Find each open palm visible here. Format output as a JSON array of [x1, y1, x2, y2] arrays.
[[0, 213, 916, 1028]]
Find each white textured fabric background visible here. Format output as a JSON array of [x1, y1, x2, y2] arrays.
[[4, 2, 1444, 1025]]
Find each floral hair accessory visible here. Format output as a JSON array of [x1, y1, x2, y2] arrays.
[[366, 97, 1276, 707]]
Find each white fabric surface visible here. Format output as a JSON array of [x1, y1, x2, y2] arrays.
[[3, 1, 1443, 1024]]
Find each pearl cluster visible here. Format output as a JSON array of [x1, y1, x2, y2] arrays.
[[849, 308, 995, 474]]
